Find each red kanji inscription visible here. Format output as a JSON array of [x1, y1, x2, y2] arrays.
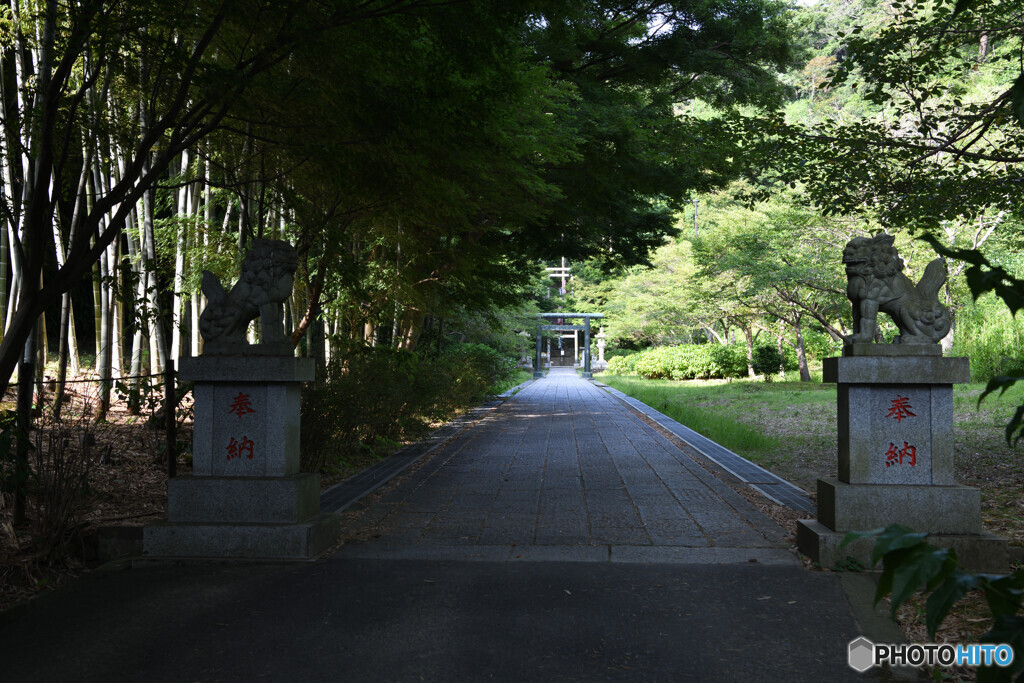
[[226, 436, 255, 461], [885, 441, 917, 467], [228, 392, 255, 418], [886, 395, 915, 422]]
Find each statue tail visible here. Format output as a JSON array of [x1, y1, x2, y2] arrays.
[[917, 257, 947, 301]]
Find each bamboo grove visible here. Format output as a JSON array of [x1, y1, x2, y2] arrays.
[[0, 0, 797, 413]]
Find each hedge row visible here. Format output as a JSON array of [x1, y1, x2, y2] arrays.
[[605, 343, 797, 380]]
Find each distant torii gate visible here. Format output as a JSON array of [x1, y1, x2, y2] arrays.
[[535, 312, 604, 379]]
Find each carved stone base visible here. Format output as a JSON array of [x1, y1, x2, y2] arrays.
[[797, 519, 1008, 574], [166, 474, 321, 524], [843, 342, 941, 357], [802, 354, 1009, 574], [143, 514, 339, 560], [816, 478, 981, 534], [143, 354, 333, 560]]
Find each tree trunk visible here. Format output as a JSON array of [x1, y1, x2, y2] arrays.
[[776, 325, 786, 381], [141, 177, 167, 374], [53, 292, 72, 420], [399, 310, 424, 351], [743, 325, 755, 378], [95, 230, 112, 419], [793, 318, 811, 382], [194, 158, 211, 357], [126, 198, 145, 414], [171, 150, 191, 362]]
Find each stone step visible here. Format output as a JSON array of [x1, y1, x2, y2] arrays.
[[167, 474, 320, 524], [817, 478, 981, 535], [797, 519, 1008, 574], [142, 513, 339, 560]]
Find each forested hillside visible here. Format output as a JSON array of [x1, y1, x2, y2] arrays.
[[572, 0, 1024, 388]]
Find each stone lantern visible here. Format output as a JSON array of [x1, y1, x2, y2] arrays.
[[593, 328, 608, 372]]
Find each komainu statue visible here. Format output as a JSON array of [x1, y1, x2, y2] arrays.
[[842, 234, 950, 345], [198, 239, 298, 355]]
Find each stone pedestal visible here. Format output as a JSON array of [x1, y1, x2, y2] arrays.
[[143, 356, 339, 560], [797, 354, 1008, 573]]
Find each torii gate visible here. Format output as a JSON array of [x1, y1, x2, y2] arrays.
[[535, 312, 604, 379]]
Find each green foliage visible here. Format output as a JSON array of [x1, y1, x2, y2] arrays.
[[614, 344, 749, 381], [752, 345, 784, 381], [802, 327, 843, 361], [491, 370, 533, 396], [302, 346, 426, 473], [442, 343, 517, 399], [712, 344, 751, 379], [759, 0, 1024, 230], [440, 302, 541, 360], [922, 236, 1024, 445], [606, 353, 641, 376], [300, 342, 515, 474], [518, 0, 798, 268], [842, 525, 1024, 682], [952, 296, 1024, 384], [606, 341, 795, 381], [689, 181, 858, 346], [0, 409, 28, 499]]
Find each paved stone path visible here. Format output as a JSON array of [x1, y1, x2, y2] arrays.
[[0, 367, 890, 681], [336, 367, 795, 564]]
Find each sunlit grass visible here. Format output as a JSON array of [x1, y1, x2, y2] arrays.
[[602, 372, 1024, 455], [601, 374, 787, 455]]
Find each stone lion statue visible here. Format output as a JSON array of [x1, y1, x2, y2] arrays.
[[842, 234, 950, 345], [199, 239, 298, 355]]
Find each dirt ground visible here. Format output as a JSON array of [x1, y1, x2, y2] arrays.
[[0, 377, 193, 615]]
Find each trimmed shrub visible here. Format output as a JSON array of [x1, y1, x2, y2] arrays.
[[606, 353, 641, 375], [710, 344, 748, 379], [622, 344, 751, 381], [752, 345, 784, 381]]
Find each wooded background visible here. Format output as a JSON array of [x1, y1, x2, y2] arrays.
[[2, 0, 1022, 413]]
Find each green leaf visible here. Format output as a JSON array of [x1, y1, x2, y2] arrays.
[[1009, 72, 1024, 128], [978, 615, 1024, 683], [979, 376, 1022, 405], [925, 571, 980, 639], [1004, 403, 1024, 447], [950, 0, 977, 19], [885, 545, 958, 618], [868, 524, 929, 567], [981, 572, 1024, 620]]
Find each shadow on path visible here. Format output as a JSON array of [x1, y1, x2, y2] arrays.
[[0, 368, 888, 681]]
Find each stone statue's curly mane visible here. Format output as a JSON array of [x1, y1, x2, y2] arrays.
[[844, 239, 902, 280], [198, 239, 298, 355], [842, 234, 950, 346]]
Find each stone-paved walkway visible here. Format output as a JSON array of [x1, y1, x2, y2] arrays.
[[0, 367, 890, 682], [336, 367, 794, 564]]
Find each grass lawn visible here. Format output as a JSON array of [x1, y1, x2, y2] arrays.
[[601, 372, 1024, 548]]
